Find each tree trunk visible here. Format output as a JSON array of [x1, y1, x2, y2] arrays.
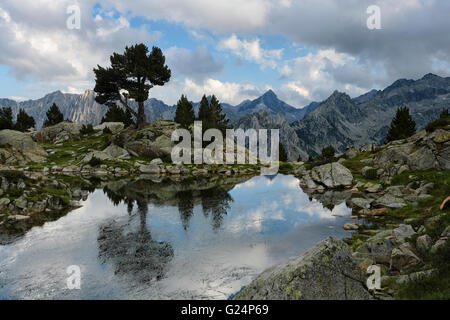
[[137, 101, 147, 129]]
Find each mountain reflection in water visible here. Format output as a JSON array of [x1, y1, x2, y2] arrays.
[[0, 174, 356, 299]]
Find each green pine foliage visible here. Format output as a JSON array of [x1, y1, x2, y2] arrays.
[[44, 103, 64, 127], [0, 107, 14, 130], [278, 142, 288, 162], [386, 106, 416, 142], [321, 145, 335, 159], [0, 107, 35, 131], [197, 94, 230, 134], [174, 95, 195, 128], [101, 104, 135, 128], [80, 124, 95, 135], [14, 109, 35, 132], [425, 108, 449, 133], [93, 44, 171, 129], [209, 95, 230, 134]]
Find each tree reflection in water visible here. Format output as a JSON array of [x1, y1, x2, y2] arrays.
[[97, 176, 240, 283]]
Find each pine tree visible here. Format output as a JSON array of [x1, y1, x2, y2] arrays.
[[101, 104, 135, 128], [93, 44, 171, 129], [198, 95, 212, 123], [278, 142, 288, 162], [209, 95, 230, 134], [174, 95, 195, 129], [0, 107, 13, 130], [44, 103, 64, 127], [386, 106, 416, 142], [14, 109, 35, 132], [321, 145, 335, 159]]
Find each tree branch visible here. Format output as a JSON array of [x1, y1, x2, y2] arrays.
[[118, 95, 138, 118]]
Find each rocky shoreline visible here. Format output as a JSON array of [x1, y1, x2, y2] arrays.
[[0, 120, 448, 299], [235, 125, 449, 300]]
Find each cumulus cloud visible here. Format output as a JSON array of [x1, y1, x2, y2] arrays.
[[166, 46, 224, 81], [101, 0, 271, 33], [217, 34, 283, 69], [182, 78, 265, 105], [278, 49, 370, 106], [0, 0, 159, 97], [105, 0, 450, 106], [2, 0, 450, 108]]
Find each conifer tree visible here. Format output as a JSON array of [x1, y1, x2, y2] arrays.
[[209, 95, 230, 134], [15, 109, 35, 132], [93, 44, 171, 129], [198, 95, 211, 122], [278, 142, 288, 162], [321, 145, 335, 159], [386, 106, 416, 142], [44, 103, 64, 127], [0, 107, 13, 130], [101, 104, 135, 128], [174, 95, 195, 129]]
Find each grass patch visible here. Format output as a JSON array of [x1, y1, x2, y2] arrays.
[[397, 241, 450, 300]]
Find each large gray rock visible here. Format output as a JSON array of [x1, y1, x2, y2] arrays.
[[139, 164, 163, 174], [234, 237, 373, 300], [354, 238, 394, 265], [103, 144, 130, 159], [81, 151, 112, 163], [345, 147, 358, 159], [310, 162, 353, 189], [437, 143, 450, 170], [407, 147, 436, 170], [124, 121, 180, 161], [393, 224, 416, 243], [33, 121, 81, 143], [416, 234, 433, 253], [374, 143, 415, 168], [0, 129, 47, 163], [94, 122, 124, 133], [374, 194, 406, 208], [391, 244, 421, 271], [349, 197, 372, 209]]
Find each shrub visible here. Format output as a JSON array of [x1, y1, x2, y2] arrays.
[[386, 106, 416, 142], [80, 124, 95, 135], [321, 145, 335, 159], [425, 109, 450, 133], [364, 168, 378, 180], [279, 162, 294, 172], [103, 127, 112, 134], [88, 156, 103, 167], [112, 133, 126, 148]]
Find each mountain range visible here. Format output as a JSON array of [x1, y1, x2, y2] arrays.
[[291, 73, 450, 156], [1, 73, 448, 161]]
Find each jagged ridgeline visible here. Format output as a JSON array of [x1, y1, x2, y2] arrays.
[[1, 74, 449, 159]]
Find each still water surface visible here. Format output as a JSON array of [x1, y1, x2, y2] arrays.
[[0, 174, 355, 299]]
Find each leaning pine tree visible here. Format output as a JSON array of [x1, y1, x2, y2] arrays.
[[386, 106, 416, 142], [44, 103, 64, 127], [174, 95, 195, 129], [93, 44, 171, 129]]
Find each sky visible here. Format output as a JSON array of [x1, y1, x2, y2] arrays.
[[1, 0, 450, 108]]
